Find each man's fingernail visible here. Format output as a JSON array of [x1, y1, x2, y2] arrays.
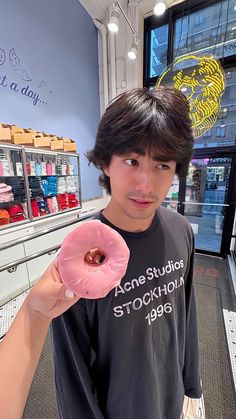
[[65, 289, 74, 299]]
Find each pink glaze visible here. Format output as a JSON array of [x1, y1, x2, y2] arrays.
[[58, 219, 130, 299]]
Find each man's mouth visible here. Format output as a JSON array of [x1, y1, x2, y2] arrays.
[[129, 198, 154, 208]]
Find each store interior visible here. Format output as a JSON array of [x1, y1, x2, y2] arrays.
[[0, 1, 236, 418]]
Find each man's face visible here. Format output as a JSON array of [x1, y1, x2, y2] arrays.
[[103, 153, 176, 229]]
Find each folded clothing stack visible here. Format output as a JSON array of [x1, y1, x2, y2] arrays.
[[67, 193, 79, 208], [41, 179, 49, 196], [29, 177, 44, 198], [31, 199, 40, 217], [57, 194, 68, 211], [47, 176, 58, 195], [0, 183, 14, 203], [0, 209, 10, 225], [8, 204, 26, 223], [66, 176, 77, 193], [6, 178, 26, 201], [51, 196, 58, 212], [37, 198, 50, 216], [47, 197, 55, 213], [31, 198, 50, 217], [57, 177, 67, 194]]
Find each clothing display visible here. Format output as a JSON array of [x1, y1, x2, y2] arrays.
[[40, 162, 47, 176], [66, 176, 77, 193], [67, 193, 79, 208], [0, 159, 11, 176], [47, 197, 54, 213], [51, 196, 59, 212], [0, 145, 80, 227], [29, 177, 44, 198], [8, 204, 26, 222], [2, 177, 26, 201], [31, 199, 40, 218], [51, 207, 202, 419], [57, 194, 68, 211], [57, 177, 67, 194], [0, 183, 14, 202], [47, 176, 58, 195], [35, 162, 41, 176], [37, 198, 49, 216], [0, 208, 10, 225]]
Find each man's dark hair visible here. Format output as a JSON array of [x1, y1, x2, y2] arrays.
[[86, 86, 194, 195]]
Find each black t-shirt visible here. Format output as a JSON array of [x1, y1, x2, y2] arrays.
[[51, 206, 202, 419]]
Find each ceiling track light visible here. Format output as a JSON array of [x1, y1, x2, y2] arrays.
[[128, 35, 138, 60], [154, 1, 167, 16], [108, 5, 120, 33], [108, 1, 139, 60]]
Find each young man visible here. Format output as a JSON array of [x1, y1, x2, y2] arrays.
[[51, 86, 202, 419]]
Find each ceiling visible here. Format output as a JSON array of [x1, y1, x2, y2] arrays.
[[79, 0, 186, 21]]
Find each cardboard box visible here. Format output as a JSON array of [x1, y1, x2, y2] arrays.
[[33, 136, 51, 148], [0, 126, 11, 141], [11, 126, 25, 134], [63, 140, 76, 152], [11, 132, 34, 144], [50, 137, 64, 150], [25, 128, 37, 136]]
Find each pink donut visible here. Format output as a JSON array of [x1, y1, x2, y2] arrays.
[[58, 219, 130, 299]]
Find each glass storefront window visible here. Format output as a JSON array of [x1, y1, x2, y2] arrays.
[[174, 0, 236, 61], [184, 157, 231, 252], [195, 67, 236, 148], [150, 24, 168, 77]]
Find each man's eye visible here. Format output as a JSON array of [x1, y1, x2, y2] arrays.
[[124, 159, 138, 166], [156, 164, 170, 170]]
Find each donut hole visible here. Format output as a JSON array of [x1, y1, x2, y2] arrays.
[[84, 248, 106, 266]]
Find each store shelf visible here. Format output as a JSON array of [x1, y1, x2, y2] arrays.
[[0, 200, 26, 208], [0, 145, 81, 229], [0, 175, 24, 178], [31, 206, 81, 220], [28, 175, 78, 177]]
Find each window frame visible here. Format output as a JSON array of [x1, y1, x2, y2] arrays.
[[143, 0, 236, 88]]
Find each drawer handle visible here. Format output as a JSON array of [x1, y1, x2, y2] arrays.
[[48, 250, 58, 255], [7, 266, 18, 273]]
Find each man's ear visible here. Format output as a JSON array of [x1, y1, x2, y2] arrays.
[[103, 166, 110, 177]]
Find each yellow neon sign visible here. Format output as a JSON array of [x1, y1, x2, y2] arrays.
[[157, 55, 225, 137]]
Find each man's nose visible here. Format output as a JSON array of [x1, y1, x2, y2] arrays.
[[134, 168, 153, 193]]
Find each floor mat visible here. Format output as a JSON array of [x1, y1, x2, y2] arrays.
[[194, 254, 236, 419], [22, 334, 59, 419], [195, 283, 236, 419]]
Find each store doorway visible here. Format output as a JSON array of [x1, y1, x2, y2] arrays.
[[164, 153, 236, 256]]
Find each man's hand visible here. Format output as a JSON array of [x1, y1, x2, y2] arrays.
[[25, 259, 79, 322]]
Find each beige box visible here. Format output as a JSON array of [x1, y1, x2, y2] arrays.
[[25, 128, 37, 136], [11, 126, 25, 134], [0, 126, 11, 141], [63, 141, 76, 152], [12, 132, 34, 144], [33, 136, 51, 148], [50, 137, 64, 150]]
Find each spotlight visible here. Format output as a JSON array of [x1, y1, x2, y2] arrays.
[[128, 39, 138, 60], [154, 1, 167, 16], [108, 6, 120, 33]]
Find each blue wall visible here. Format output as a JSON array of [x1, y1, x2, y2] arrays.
[[0, 0, 102, 201]]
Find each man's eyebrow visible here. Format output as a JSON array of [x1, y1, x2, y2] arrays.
[[123, 149, 174, 162], [151, 154, 174, 162]]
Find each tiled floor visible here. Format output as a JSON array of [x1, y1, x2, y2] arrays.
[[0, 289, 29, 338]]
